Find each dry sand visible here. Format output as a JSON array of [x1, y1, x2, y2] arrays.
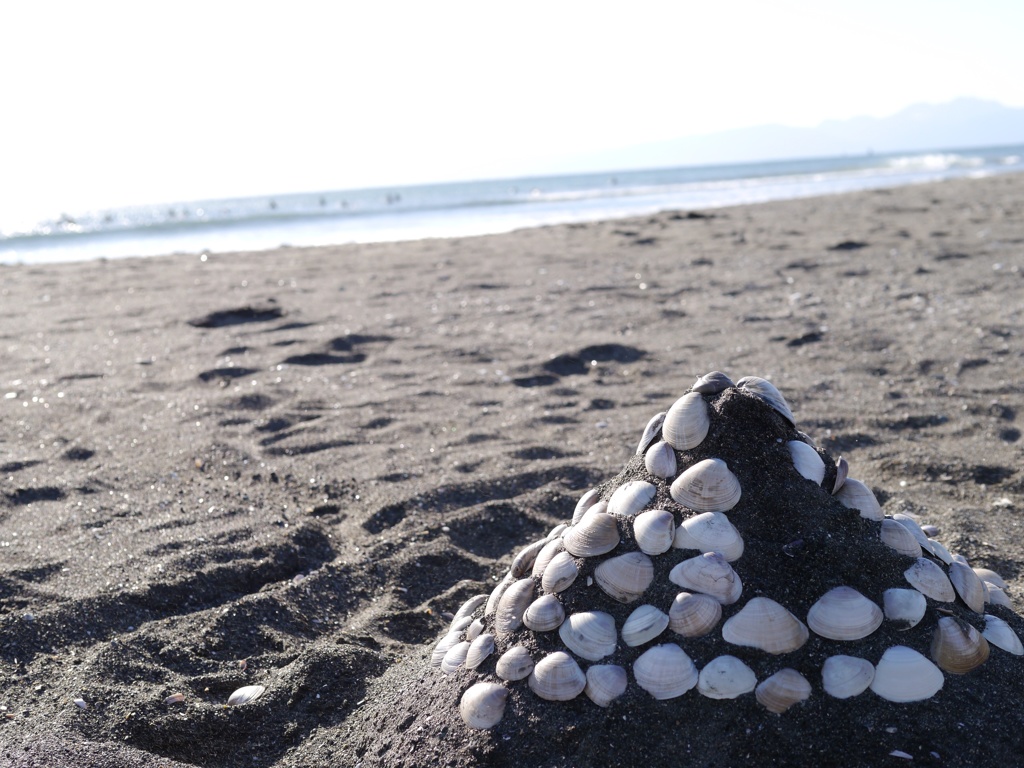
[[0, 173, 1022, 767]]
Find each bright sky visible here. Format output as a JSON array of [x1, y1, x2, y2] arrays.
[[3, 1, 1023, 217]]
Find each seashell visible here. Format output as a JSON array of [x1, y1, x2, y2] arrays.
[[644, 441, 677, 479], [621, 604, 670, 647], [571, 488, 601, 525], [670, 458, 742, 513], [983, 614, 1024, 655], [722, 597, 809, 654], [227, 685, 265, 706], [806, 586, 883, 641], [460, 682, 508, 729], [450, 614, 474, 635], [584, 664, 628, 708], [985, 582, 1013, 608], [921, 523, 941, 538], [431, 631, 462, 667], [974, 567, 1008, 590], [928, 540, 954, 565], [904, 557, 955, 602], [531, 538, 564, 579], [835, 478, 882, 521], [547, 522, 569, 539], [452, 594, 488, 626], [832, 456, 849, 495], [494, 578, 535, 634], [528, 651, 586, 701], [164, 692, 186, 705], [755, 668, 810, 713], [594, 551, 655, 603], [669, 552, 743, 605], [948, 561, 987, 614], [608, 480, 657, 518], [736, 375, 795, 425], [632, 509, 676, 556], [662, 392, 711, 451], [465, 617, 485, 642], [879, 518, 923, 558], [540, 551, 580, 594], [668, 591, 723, 637], [821, 655, 875, 699], [891, 514, 935, 556], [633, 644, 699, 700], [636, 411, 667, 455], [523, 595, 565, 632], [562, 511, 620, 557], [697, 655, 757, 700], [510, 538, 549, 578], [558, 611, 617, 661], [465, 633, 495, 670], [930, 616, 990, 674], [882, 588, 927, 630], [787, 440, 825, 485], [673, 511, 744, 562], [495, 645, 534, 681], [441, 641, 471, 674], [692, 370, 734, 394], [870, 646, 944, 702], [484, 574, 514, 618]]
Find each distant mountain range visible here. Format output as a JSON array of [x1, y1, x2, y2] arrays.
[[558, 98, 1024, 173]]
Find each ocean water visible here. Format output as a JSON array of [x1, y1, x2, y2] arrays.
[[2, 144, 1023, 265]]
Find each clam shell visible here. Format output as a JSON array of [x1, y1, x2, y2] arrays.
[[558, 610, 617, 661], [904, 557, 955, 602], [672, 511, 744, 562], [921, 524, 941, 538], [227, 685, 265, 706], [460, 682, 508, 729], [465, 617, 485, 642], [891, 513, 935, 555], [584, 664, 628, 708], [531, 538, 564, 579], [983, 614, 1024, 655], [929, 540, 954, 565], [787, 440, 825, 485], [494, 577, 535, 634], [523, 595, 566, 633], [608, 480, 657, 518], [821, 655, 875, 699], [452, 594, 488, 626], [495, 645, 534, 681], [510, 538, 549, 578], [528, 651, 586, 701], [669, 552, 743, 605], [973, 567, 1009, 590], [722, 597, 809, 654], [633, 644, 698, 700], [930, 616, 990, 674], [644, 441, 677, 479], [697, 655, 757, 700], [572, 488, 601, 525], [484, 574, 514, 617], [870, 646, 944, 702], [636, 411, 667, 455], [835, 478, 882, 521], [949, 561, 987, 614], [540, 551, 580, 594], [562, 511, 620, 557], [662, 392, 710, 451], [547, 522, 569, 539], [832, 456, 849, 495], [755, 668, 810, 713], [621, 604, 670, 647], [985, 582, 1013, 608], [465, 633, 496, 670], [806, 586, 883, 641], [668, 591, 723, 637], [450, 614, 474, 635], [441, 641, 471, 674], [431, 631, 462, 667], [692, 370, 734, 394], [670, 458, 742, 513], [736, 375, 795, 424], [882, 588, 927, 630], [594, 551, 655, 603], [879, 518, 923, 558], [632, 509, 676, 556]]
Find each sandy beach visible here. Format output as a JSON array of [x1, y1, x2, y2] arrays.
[[1, 173, 1023, 767]]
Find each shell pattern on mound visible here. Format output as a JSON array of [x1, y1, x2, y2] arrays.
[[428, 372, 1022, 729]]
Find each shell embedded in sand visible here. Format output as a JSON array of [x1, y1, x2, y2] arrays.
[[227, 685, 265, 706]]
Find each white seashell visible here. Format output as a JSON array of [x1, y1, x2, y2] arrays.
[[722, 597, 809, 654], [832, 456, 849, 495], [891, 514, 935, 556], [608, 480, 657, 518], [983, 615, 1024, 655], [510, 538, 549, 578], [928, 540, 954, 565], [787, 440, 825, 485], [460, 682, 508, 729], [227, 685, 265, 706], [540, 551, 580, 594], [558, 611, 617, 661], [163, 692, 186, 705], [670, 458, 742, 513], [523, 594, 566, 632], [465, 633, 496, 670], [531, 538, 564, 579], [662, 392, 711, 451], [973, 567, 1008, 590], [547, 522, 569, 539], [985, 582, 1013, 608], [495, 646, 534, 681], [465, 617, 485, 642], [494, 578, 535, 634], [632, 509, 676, 555], [697, 655, 757, 700], [806, 586, 883, 641], [594, 551, 654, 603], [821, 655, 875, 699], [672, 511, 744, 562], [904, 557, 955, 602], [562, 511, 620, 557], [882, 588, 927, 630], [584, 665, 628, 709], [669, 552, 743, 605], [621, 604, 670, 647], [572, 488, 601, 525], [879, 518, 923, 558], [948, 561, 987, 614], [441, 641, 472, 674], [870, 646, 944, 702], [636, 411, 667, 455], [736, 376, 795, 424], [668, 591, 723, 637], [450, 614, 474, 635], [930, 616, 990, 674], [484, 574, 514, 618], [452, 594, 488, 626], [755, 668, 810, 713], [835, 478, 882, 521], [633, 644, 698, 700], [431, 631, 462, 667], [528, 651, 586, 701], [644, 441, 677, 479], [692, 370, 734, 394], [921, 524, 941, 538]]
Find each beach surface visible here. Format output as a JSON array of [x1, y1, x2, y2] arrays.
[[1, 173, 1022, 767]]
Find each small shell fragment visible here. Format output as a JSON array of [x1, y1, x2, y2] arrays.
[[227, 685, 265, 706], [73, 697, 87, 709], [163, 692, 186, 705]]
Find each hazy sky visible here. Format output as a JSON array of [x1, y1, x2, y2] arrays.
[[3, 1, 1023, 216]]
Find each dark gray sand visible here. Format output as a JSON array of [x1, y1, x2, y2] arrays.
[[1, 173, 1022, 767]]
